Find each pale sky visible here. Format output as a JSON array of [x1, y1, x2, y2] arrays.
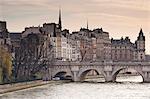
[[0, 0, 150, 53]]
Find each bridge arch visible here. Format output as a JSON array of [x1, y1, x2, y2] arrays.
[[53, 70, 73, 80], [78, 68, 106, 81], [112, 67, 144, 82], [54, 71, 67, 77]]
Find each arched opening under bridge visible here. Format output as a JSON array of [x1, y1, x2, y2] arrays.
[[113, 68, 144, 83], [53, 71, 72, 80], [79, 69, 105, 82]]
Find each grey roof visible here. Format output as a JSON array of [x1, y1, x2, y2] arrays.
[[9, 32, 22, 40], [111, 38, 133, 45]]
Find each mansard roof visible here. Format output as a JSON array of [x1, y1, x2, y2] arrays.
[[43, 23, 57, 25], [61, 29, 70, 37], [111, 37, 134, 45], [10, 32, 22, 40], [80, 28, 91, 33], [93, 28, 103, 33], [22, 26, 43, 38]]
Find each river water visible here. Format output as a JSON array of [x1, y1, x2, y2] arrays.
[[0, 76, 150, 99]]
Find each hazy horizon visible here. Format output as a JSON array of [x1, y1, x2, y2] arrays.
[[0, 0, 150, 54]]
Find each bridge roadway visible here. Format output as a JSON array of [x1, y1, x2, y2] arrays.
[[43, 61, 150, 82]]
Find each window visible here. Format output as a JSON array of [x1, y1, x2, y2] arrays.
[[140, 54, 143, 60]]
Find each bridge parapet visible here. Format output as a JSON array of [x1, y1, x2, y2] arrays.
[[142, 67, 150, 71], [52, 61, 150, 67], [53, 61, 82, 66], [104, 65, 113, 71]]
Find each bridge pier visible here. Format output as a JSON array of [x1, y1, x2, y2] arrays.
[[143, 72, 150, 83], [71, 65, 80, 82], [72, 71, 80, 82], [143, 78, 150, 83], [104, 66, 114, 82], [105, 77, 113, 82]]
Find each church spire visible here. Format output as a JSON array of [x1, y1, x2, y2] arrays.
[[137, 28, 145, 41], [58, 8, 62, 30], [87, 19, 89, 29], [139, 28, 143, 35]]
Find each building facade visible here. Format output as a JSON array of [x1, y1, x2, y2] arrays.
[[0, 21, 11, 51], [0, 21, 12, 83], [111, 29, 145, 62], [67, 28, 146, 62], [5, 9, 147, 63]]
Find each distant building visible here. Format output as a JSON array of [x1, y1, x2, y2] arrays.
[[22, 26, 42, 38], [1, 10, 149, 80], [92, 28, 111, 61], [0, 21, 12, 84], [111, 29, 145, 61], [0, 21, 9, 38], [42, 23, 60, 37], [68, 28, 146, 62], [69, 28, 111, 62], [9, 32, 22, 58], [4, 9, 147, 62], [0, 21, 11, 52]]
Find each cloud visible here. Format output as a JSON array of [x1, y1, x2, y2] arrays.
[[1, 0, 149, 27], [1, 0, 149, 20], [80, 0, 150, 19]]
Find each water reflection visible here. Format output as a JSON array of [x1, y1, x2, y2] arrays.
[[116, 75, 143, 82], [85, 75, 143, 83]]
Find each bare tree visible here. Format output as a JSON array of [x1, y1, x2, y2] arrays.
[[13, 33, 53, 81], [79, 37, 92, 62]]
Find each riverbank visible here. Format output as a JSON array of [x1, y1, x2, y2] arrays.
[[0, 74, 141, 94], [0, 80, 70, 94]]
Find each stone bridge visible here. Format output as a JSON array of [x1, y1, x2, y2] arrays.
[[43, 61, 150, 82]]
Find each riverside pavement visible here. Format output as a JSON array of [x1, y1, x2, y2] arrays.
[[0, 80, 70, 94]]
